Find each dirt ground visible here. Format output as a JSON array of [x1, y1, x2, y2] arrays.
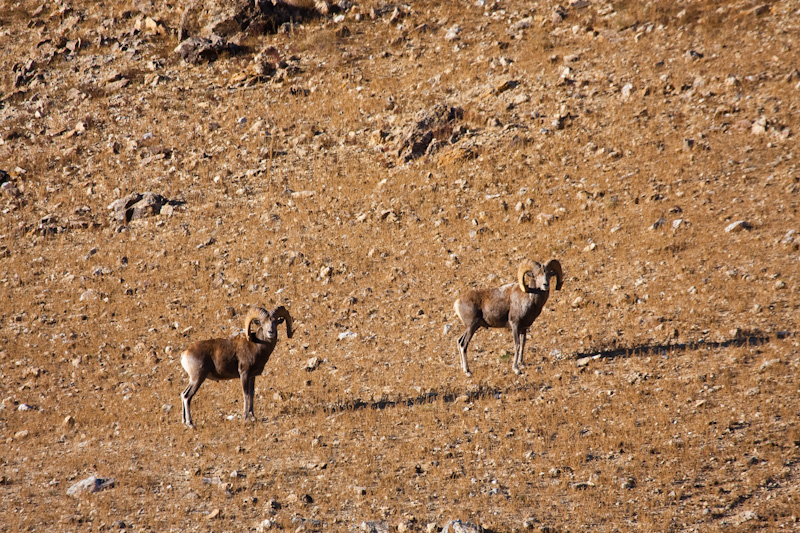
[[1, 0, 799, 531]]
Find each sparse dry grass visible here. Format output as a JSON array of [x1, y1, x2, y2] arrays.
[[1, 0, 799, 531]]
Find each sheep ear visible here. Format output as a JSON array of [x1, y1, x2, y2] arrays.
[[546, 260, 563, 290]]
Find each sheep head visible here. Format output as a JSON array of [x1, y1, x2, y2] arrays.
[[244, 307, 271, 342], [518, 260, 563, 293]]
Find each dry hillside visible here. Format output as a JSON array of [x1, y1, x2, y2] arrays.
[[1, 0, 799, 531]]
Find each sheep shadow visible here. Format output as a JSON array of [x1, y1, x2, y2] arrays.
[[571, 331, 791, 362], [319, 331, 792, 415]]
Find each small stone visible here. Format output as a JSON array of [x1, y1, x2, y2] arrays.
[[537, 213, 556, 226], [444, 25, 461, 41], [13, 429, 30, 439], [361, 521, 390, 533], [17, 403, 35, 411], [759, 358, 781, 372], [571, 296, 583, 308], [441, 519, 483, 533], [725, 220, 751, 233], [621, 83, 633, 99], [256, 519, 275, 531], [67, 476, 115, 497], [734, 510, 759, 524], [206, 508, 220, 520], [523, 516, 539, 529], [305, 357, 321, 371], [80, 289, 99, 302], [267, 498, 281, 511], [751, 117, 767, 135], [63, 415, 75, 427]]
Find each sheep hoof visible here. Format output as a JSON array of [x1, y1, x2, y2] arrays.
[[512, 366, 522, 375]]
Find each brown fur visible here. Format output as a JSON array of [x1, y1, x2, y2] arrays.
[[454, 260, 563, 376], [180, 305, 294, 427]]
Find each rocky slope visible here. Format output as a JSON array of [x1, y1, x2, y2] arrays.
[[1, 0, 799, 531]]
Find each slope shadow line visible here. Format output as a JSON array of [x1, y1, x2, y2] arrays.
[[573, 331, 792, 362], [315, 331, 792, 415]]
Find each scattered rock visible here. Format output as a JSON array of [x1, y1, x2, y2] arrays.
[[256, 518, 276, 531], [397, 104, 464, 162], [724, 220, 751, 233], [305, 356, 321, 371], [108, 192, 182, 224], [441, 520, 483, 533], [80, 289, 100, 302], [751, 117, 767, 135], [732, 510, 759, 525], [175, 36, 240, 64], [522, 516, 539, 529], [67, 476, 115, 497], [361, 521, 390, 533], [621, 83, 634, 99], [576, 355, 600, 367], [444, 25, 462, 41]]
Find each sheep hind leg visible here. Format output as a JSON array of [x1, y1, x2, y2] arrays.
[[247, 375, 256, 422], [181, 373, 207, 428], [457, 323, 480, 377]]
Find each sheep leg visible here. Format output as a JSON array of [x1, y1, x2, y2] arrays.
[[512, 327, 527, 375], [241, 372, 256, 422], [457, 322, 480, 376], [181, 373, 207, 428], [248, 375, 256, 421]]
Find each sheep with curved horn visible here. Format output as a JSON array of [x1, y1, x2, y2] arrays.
[[180, 305, 294, 427], [454, 260, 563, 376]]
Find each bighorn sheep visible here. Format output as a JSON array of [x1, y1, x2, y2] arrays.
[[180, 305, 294, 427], [454, 260, 563, 376]]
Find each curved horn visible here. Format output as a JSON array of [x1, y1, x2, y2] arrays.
[[244, 306, 270, 341], [517, 262, 540, 292], [545, 259, 563, 291], [271, 305, 294, 339]]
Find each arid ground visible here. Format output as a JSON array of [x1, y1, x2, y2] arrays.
[[1, 0, 799, 531]]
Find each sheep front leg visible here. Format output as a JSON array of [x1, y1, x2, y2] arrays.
[[512, 326, 526, 375], [181, 374, 206, 428], [240, 372, 256, 422]]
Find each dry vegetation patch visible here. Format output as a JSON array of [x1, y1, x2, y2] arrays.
[[1, 0, 799, 531]]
